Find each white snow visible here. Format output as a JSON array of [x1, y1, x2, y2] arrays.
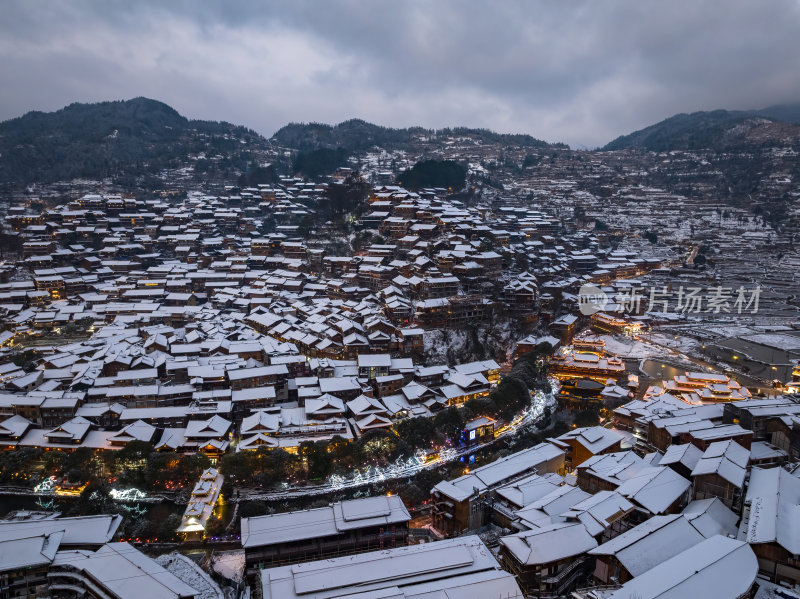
[[211, 550, 245, 585], [155, 553, 224, 599]]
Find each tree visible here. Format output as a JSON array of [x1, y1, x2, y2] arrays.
[[65, 447, 97, 480], [357, 429, 391, 460], [351, 231, 373, 253], [66, 468, 87, 483], [464, 397, 499, 420], [414, 469, 444, 495], [491, 376, 530, 421], [322, 173, 369, 223], [328, 435, 362, 470], [296, 214, 316, 238], [240, 501, 269, 519], [220, 451, 253, 482], [523, 154, 540, 168], [395, 417, 437, 450], [130, 517, 156, 541], [144, 452, 181, 488], [158, 513, 182, 542], [399, 483, 426, 507], [299, 441, 333, 480], [433, 407, 466, 440], [113, 441, 154, 472], [238, 164, 278, 187], [479, 232, 497, 252], [398, 160, 466, 191], [0, 448, 42, 484], [293, 148, 350, 179], [173, 453, 212, 482], [0, 233, 22, 258], [573, 408, 601, 427], [260, 448, 297, 480]]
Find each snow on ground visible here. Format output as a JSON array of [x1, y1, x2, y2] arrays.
[[589, 333, 671, 359], [702, 325, 759, 338], [753, 578, 800, 599], [211, 550, 245, 585], [647, 331, 702, 354], [422, 319, 517, 366], [423, 328, 466, 365], [155, 553, 225, 599]]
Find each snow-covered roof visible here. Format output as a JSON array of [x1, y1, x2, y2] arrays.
[[0, 514, 122, 547], [682, 497, 738, 538], [0, 531, 62, 570], [52, 542, 199, 599], [660, 443, 703, 471], [562, 490, 636, 537], [432, 443, 564, 502], [551, 426, 624, 454], [691, 439, 749, 487], [184, 415, 231, 438], [590, 514, 705, 576], [515, 485, 592, 522], [109, 419, 156, 443], [260, 535, 519, 599], [607, 535, 757, 599], [500, 522, 598, 566], [357, 353, 392, 368], [741, 467, 800, 553], [242, 495, 410, 549], [494, 472, 564, 509], [615, 466, 691, 514]]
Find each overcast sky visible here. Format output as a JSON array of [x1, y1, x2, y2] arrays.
[[1, 0, 799, 148]]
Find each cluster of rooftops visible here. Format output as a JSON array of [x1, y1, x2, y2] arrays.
[[0, 170, 797, 597], [0, 312, 501, 452], [425, 406, 800, 597], [1, 181, 668, 346], [234, 407, 800, 598], [0, 513, 202, 599]]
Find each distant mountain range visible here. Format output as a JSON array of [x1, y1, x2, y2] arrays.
[[0, 99, 563, 185], [603, 103, 800, 151], [272, 119, 560, 151], [0, 97, 268, 184], [1, 97, 800, 185]]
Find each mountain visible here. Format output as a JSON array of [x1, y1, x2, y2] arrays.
[[0, 97, 269, 184], [603, 104, 800, 152], [757, 102, 800, 124], [272, 118, 561, 151]]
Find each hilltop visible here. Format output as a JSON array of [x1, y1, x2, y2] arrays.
[[272, 118, 563, 151], [603, 103, 800, 151], [0, 97, 269, 184]]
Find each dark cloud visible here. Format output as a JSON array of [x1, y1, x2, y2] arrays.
[[1, 0, 799, 147]]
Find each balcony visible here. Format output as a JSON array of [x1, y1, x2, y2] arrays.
[[543, 557, 589, 593]]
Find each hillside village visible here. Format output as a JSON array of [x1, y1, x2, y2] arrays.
[[0, 105, 799, 599]]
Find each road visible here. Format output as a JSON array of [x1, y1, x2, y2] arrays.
[[9, 387, 557, 506], [230, 388, 557, 503]]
